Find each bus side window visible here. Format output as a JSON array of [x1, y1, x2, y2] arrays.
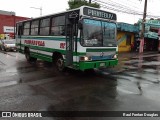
[[31, 20, 39, 35], [66, 24, 71, 36], [66, 23, 77, 36], [51, 26, 65, 36], [23, 22, 30, 35], [51, 15, 65, 36], [18, 27, 21, 35], [40, 18, 50, 35]]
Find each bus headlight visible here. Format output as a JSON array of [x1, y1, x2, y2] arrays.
[[80, 56, 92, 61], [113, 54, 117, 59]]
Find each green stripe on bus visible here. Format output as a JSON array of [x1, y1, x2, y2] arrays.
[[17, 49, 52, 62], [79, 59, 118, 71], [17, 43, 86, 56], [30, 52, 53, 62], [18, 48, 118, 70], [30, 51, 80, 68]]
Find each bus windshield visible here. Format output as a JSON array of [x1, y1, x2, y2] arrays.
[[81, 18, 117, 47]]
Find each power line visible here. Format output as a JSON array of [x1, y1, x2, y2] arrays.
[[92, 0, 160, 18], [93, 0, 143, 15], [93, 0, 143, 14]]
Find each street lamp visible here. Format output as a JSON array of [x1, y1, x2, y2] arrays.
[[30, 6, 42, 16]]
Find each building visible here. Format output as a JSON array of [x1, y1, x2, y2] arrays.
[[117, 23, 139, 52], [0, 10, 29, 39], [137, 19, 160, 52]]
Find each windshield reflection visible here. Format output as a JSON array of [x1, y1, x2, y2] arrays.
[[81, 19, 117, 47]]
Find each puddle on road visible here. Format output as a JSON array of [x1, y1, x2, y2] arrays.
[[16, 61, 53, 72], [16, 66, 37, 73], [143, 57, 158, 61], [117, 87, 138, 94], [5, 67, 18, 73], [141, 61, 160, 66], [0, 80, 18, 88], [117, 54, 160, 78]]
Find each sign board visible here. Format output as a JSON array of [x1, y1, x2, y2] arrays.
[[144, 32, 158, 39], [83, 7, 117, 20], [147, 20, 160, 25], [117, 23, 139, 33], [3, 26, 15, 33]]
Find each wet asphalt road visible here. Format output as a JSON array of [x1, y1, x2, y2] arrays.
[[0, 51, 160, 120]]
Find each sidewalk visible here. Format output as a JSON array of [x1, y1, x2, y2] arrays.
[[109, 51, 160, 73], [118, 51, 159, 61]]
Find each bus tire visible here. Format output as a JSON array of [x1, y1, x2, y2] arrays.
[[25, 48, 37, 62], [55, 55, 65, 72]]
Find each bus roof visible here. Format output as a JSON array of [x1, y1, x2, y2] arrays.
[[16, 6, 81, 24], [16, 6, 116, 24]]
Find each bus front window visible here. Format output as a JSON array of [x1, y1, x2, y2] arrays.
[[81, 18, 117, 47], [102, 22, 117, 47], [82, 19, 102, 47]]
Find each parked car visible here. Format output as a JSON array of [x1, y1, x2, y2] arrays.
[[0, 39, 17, 51]]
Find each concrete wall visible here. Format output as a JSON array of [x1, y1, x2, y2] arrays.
[[117, 31, 135, 52], [0, 14, 29, 39]]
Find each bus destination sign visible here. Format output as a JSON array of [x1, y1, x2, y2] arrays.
[[83, 7, 117, 20]]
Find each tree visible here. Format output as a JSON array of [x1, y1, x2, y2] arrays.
[[68, 0, 100, 10]]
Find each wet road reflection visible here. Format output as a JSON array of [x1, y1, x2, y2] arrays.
[[0, 51, 160, 120], [46, 76, 118, 111]]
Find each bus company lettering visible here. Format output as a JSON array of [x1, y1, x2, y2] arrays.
[[83, 7, 116, 20], [88, 9, 114, 20], [60, 43, 66, 49], [24, 40, 45, 46]]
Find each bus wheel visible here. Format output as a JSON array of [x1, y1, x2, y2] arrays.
[[55, 56, 65, 72], [25, 48, 37, 62]]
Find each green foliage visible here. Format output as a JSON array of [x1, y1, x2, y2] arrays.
[[68, 0, 100, 10]]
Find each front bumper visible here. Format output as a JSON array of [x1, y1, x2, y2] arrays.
[[79, 59, 118, 71], [5, 47, 17, 51]]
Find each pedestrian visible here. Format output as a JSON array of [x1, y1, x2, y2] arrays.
[[131, 42, 134, 52]]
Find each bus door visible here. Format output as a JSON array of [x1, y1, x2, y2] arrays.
[[65, 11, 78, 66], [17, 23, 23, 52]]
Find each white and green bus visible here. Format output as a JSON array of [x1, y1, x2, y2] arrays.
[[16, 6, 118, 71]]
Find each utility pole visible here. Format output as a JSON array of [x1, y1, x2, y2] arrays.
[[139, 0, 147, 53], [10, 11, 16, 39]]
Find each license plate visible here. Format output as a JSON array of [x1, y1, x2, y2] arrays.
[[100, 63, 105, 67]]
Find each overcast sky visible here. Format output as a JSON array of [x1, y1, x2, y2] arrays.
[[1, 0, 160, 24]]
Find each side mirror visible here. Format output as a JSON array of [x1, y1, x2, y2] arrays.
[[78, 20, 83, 30]]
